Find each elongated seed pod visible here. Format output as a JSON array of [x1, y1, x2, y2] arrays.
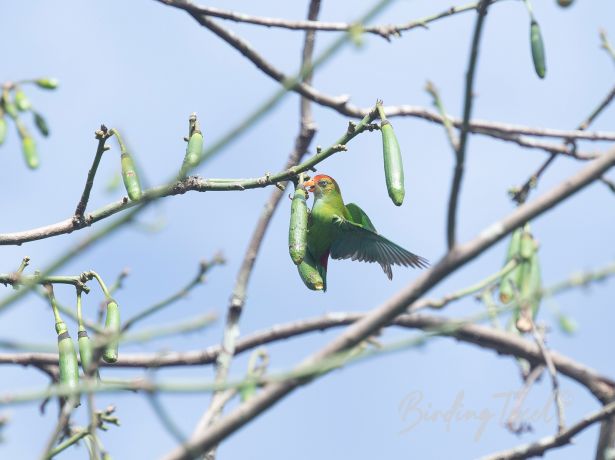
[[288, 186, 308, 265], [499, 227, 523, 303], [102, 299, 121, 363], [33, 111, 50, 137], [530, 20, 546, 79], [56, 321, 80, 406], [22, 136, 39, 169], [0, 116, 6, 145], [78, 327, 96, 377], [121, 152, 142, 201], [180, 130, 203, 177], [14, 90, 31, 111], [297, 251, 324, 291], [35, 78, 59, 89], [381, 120, 405, 206]]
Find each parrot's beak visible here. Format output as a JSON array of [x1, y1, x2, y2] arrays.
[[303, 179, 315, 193]]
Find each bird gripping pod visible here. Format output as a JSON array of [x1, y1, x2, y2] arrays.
[[288, 185, 308, 265], [379, 111, 405, 206], [56, 321, 81, 406], [297, 251, 325, 291], [499, 227, 524, 303], [102, 299, 121, 363], [530, 20, 546, 79], [121, 152, 142, 201], [22, 136, 39, 169]]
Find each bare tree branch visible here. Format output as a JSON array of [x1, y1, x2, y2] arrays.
[[156, 0, 484, 39], [446, 0, 492, 249], [480, 400, 615, 460]]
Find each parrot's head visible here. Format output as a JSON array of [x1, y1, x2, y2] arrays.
[[303, 174, 340, 199]]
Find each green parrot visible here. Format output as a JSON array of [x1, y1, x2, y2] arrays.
[[299, 174, 428, 291]]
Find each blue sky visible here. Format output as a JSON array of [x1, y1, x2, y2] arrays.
[[1, 0, 614, 459]]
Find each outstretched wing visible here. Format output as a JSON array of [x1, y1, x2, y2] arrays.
[[330, 208, 429, 280]]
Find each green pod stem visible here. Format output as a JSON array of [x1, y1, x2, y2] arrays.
[[102, 299, 121, 363], [14, 90, 31, 111], [297, 251, 325, 291], [78, 327, 100, 379], [180, 130, 203, 177], [530, 20, 546, 79], [56, 322, 80, 406], [381, 121, 405, 206], [33, 111, 50, 137], [22, 136, 39, 169], [121, 152, 142, 201], [288, 186, 308, 265], [499, 227, 523, 303], [0, 116, 6, 145]]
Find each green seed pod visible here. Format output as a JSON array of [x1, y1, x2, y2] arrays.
[[0, 116, 6, 145], [180, 130, 203, 177], [21, 136, 39, 169], [530, 20, 546, 79], [56, 321, 80, 406], [499, 227, 523, 303], [33, 111, 50, 137], [14, 90, 31, 111], [2, 95, 18, 119], [35, 78, 59, 90], [77, 327, 99, 378], [121, 153, 142, 201], [288, 186, 308, 265], [557, 0, 574, 7], [381, 120, 405, 206], [297, 251, 325, 291], [102, 299, 120, 364]]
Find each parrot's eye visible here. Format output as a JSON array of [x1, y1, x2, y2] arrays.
[[318, 180, 328, 187]]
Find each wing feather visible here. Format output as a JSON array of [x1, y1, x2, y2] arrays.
[[329, 215, 429, 279]]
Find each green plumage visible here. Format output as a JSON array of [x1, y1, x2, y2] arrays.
[[300, 175, 427, 291]]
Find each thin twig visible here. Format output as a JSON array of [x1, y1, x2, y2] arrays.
[[480, 400, 615, 460], [74, 126, 111, 221], [425, 80, 459, 151], [512, 84, 615, 204], [506, 364, 545, 434], [122, 257, 224, 331], [530, 322, 565, 433], [446, 0, 493, 249], [600, 29, 615, 65], [157, 0, 484, 39]]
